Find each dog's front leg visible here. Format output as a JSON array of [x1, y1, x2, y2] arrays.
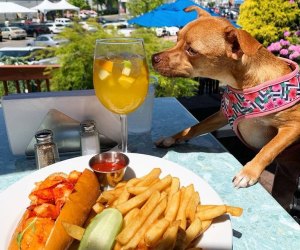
[[233, 127, 300, 188], [156, 110, 228, 147]]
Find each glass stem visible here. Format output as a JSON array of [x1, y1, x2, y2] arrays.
[[120, 114, 128, 153]]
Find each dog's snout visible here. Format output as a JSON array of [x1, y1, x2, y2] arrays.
[[152, 53, 162, 64]]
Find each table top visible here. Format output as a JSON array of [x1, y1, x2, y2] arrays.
[[0, 97, 299, 249]]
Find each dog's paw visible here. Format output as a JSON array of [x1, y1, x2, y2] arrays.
[[232, 165, 260, 188], [155, 137, 177, 148]]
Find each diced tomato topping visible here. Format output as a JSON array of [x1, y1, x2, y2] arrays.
[[25, 170, 80, 221], [33, 203, 60, 220]]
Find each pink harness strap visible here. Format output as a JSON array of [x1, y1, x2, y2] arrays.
[[221, 58, 300, 146]]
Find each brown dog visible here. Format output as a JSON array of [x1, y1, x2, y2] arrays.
[[152, 7, 300, 189]]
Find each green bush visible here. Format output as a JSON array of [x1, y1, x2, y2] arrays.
[[238, 0, 300, 46]]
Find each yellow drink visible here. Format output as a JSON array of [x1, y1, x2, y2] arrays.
[[93, 56, 149, 115]]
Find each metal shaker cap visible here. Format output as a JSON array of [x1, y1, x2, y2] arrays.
[[35, 129, 53, 143], [80, 120, 96, 133]]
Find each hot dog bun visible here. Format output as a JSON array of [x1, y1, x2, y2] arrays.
[[8, 168, 100, 250]]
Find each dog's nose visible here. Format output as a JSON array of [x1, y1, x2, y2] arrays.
[[152, 53, 161, 64]]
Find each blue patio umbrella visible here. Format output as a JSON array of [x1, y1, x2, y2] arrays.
[[128, 0, 219, 28]]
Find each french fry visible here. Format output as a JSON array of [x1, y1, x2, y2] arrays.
[[91, 167, 243, 250], [165, 190, 181, 222], [186, 191, 200, 222], [226, 205, 243, 216], [200, 220, 212, 234], [113, 242, 122, 250], [127, 186, 148, 196], [151, 174, 172, 191], [156, 220, 181, 250], [173, 226, 187, 250], [116, 189, 153, 215], [196, 205, 226, 221], [144, 218, 170, 247], [123, 207, 139, 228], [176, 184, 194, 230], [92, 202, 105, 214], [196, 205, 215, 213], [114, 178, 141, 206], [116, 191, 161, 245], [165, 177, 180, 214], [101, 191, 117, 205], [122, 196, 168, 249], [185, 218, 202, 248], [136, 168, 161, 187]]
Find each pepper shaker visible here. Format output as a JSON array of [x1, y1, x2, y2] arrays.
[[80, 120, 100, 156], [34, 129, 60, 169]]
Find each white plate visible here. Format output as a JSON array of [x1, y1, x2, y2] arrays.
[[0, 153, 232, 249]]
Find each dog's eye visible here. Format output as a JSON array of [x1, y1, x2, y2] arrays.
[[186, 47, 198, 56]]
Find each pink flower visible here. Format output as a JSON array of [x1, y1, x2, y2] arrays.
[[280, 49, 289, 56], [272, 84, 282, 91], [244, 92, 259, 102], [289, 88, 297, 99], [265, 100, 275, 110], [228, 93, 238, 104], [276, 99, 285, 106], [289, 51, 300, 61], [252, 108, 261, 113], [283, 31, 291, 37], [242, 101, 250, 108], [227, 107, 234, 117], [280, 39, 290, 46], [289, 77, 299, 86]]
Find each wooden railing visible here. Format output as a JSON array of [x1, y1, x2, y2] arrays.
[[0, 64, 60, 95]]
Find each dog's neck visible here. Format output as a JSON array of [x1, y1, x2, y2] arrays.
[[224, 48, 293, 90]]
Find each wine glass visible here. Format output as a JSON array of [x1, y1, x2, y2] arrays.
[[93, 38, 149, 152]]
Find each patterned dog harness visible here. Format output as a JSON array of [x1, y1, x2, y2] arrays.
[[221, 58, 300, 145]]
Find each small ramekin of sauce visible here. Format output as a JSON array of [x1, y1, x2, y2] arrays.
[[89, 151, 129, 190]]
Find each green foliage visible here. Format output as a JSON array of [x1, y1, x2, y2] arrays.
[[51, 24, 198, 97], [238, 0, 300, 46], [50, 22, 113, 91], [127, 0, 164, 17], [69, 0, 90, 9]]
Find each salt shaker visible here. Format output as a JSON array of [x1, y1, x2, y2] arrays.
[[34, 129, 60, 169], [80, 120, 100, 156]]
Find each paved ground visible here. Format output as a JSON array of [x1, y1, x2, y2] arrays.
[[0, 38, 32, 48]]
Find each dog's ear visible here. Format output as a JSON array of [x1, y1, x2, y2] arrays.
[[224, 26, 262, 60], [184, 6, 211, 18]]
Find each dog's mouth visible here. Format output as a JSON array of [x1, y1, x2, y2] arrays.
[[153, 65, 191, 78], [152, 52, 192, 78]]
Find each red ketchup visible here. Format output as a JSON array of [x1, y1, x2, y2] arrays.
[[92, 162, 125, 172]]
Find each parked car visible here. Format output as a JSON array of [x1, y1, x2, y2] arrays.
[[155, 26, 179, 37], [1, 26, 27, 40], [102, 20, 129, 29], [0, 46, 44, 60], [11, 23, 51, 37], [45, 22, 65, 34], [54, 18, 73, 26], [27, 34, 68, 47], [79, 21, 97, 32], [0, 46, 56, 65]]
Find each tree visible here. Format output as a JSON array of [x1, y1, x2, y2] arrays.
[[238, 0, 300, 46], [69, 0, 90, 9], [127, 0, 164, 16]]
